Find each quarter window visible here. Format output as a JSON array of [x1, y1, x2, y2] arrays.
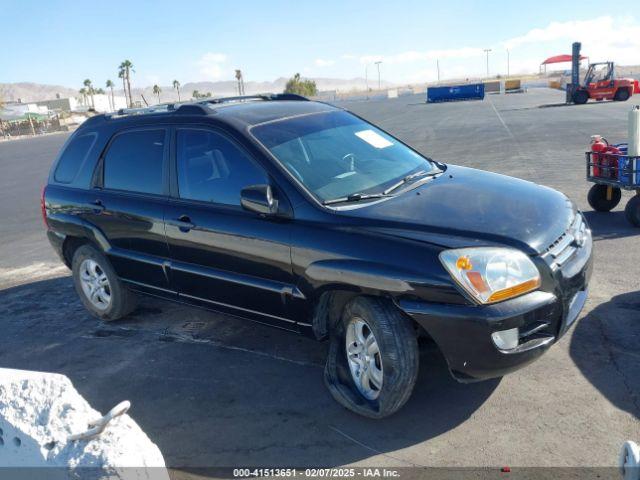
[[54, 133, 97, 183], [103, 129, 166, 194], [176, 129, 267, 205]]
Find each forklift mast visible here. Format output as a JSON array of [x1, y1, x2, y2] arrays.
[[566, 42, 582, 103]]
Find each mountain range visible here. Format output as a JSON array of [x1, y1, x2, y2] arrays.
[[1, 77, 395, 104]]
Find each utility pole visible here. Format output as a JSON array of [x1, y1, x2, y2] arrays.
[[365, 64, 369, 91], [506, 49, 510, 78], [483, 48, 492, 77], [436, 59, 440, 83], [375, 61, 382, 90]]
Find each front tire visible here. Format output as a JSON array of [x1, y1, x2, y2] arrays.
[[588, 184, 621, 212], [573, 90, 589, 105], [72, 245, 136, 321], [324, 297, 419, 418]]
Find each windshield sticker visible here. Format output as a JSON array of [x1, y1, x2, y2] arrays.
[[355, 129, 393, 149]]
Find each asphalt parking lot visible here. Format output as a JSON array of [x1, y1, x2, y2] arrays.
[[0, 88, 638, 475]]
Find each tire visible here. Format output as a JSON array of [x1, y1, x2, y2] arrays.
[[573, 90, 589, 105], [71, 245, 136, 321], [625, 195, 640, 227], [324, 296, 419, 418], [588, 184, 622, 212], [614, 88, 630, 102]]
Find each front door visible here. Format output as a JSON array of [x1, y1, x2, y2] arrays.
[[164, 127, 296, 328]]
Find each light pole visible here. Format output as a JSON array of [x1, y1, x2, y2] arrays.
[[483, 48, 492, 77], [436, 59, 440, 83], [506, 49, 510, 78], [375, 61, 382, 90]]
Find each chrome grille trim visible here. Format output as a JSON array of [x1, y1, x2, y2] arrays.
[[545, 214, 585, 269]]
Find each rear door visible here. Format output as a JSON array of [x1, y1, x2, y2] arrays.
[[164, 126, 296, 328], [85, 127, 173, 294]]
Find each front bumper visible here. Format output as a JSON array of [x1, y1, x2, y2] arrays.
[[400, 227, 593, 382]]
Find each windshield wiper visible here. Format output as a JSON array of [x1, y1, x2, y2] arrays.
[[383, 169, 440, 195], [323, 192, 391, 206]]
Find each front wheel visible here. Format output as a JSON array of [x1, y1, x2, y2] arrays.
[[573, 90, 589, 105], [625, 195, 640, 227], [324, 297, 419, 418], [72, 245, 136, 321], [588, 184, 622, 212]]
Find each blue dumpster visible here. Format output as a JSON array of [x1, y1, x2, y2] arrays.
[[426, 83, 485, 103]]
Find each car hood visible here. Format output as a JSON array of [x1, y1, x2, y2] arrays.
[[341, 165, 576, 254]]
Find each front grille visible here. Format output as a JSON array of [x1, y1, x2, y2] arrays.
[[545, 214, 586, 270]]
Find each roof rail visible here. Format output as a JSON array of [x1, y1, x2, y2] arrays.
[[90, 93, 309, 123], [202, 93, 308, 105], [102, 102, 210, 119]]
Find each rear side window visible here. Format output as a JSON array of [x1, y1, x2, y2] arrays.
[[54, 133, 97, 183], [176, 129, 267, 205], [103, 129, 166, 195]]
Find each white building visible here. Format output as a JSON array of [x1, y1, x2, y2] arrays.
[[36, 94, 127, 114], [3, 102, 49, 116], [83, 94, 128, 113]]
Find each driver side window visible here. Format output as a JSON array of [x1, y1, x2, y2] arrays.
[[176, 129, 267, 206]]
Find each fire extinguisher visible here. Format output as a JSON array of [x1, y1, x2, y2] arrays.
[[604, 144, 621, 179], [591, 135, 608, 177]]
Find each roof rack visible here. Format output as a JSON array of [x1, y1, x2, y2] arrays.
[[91, 93, 309, 123], [202, 93, 308, 105], [100, 102, 210, 120]]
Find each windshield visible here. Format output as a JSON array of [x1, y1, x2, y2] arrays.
[[251, 110, 439, 203]]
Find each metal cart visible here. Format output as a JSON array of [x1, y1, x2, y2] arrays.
[[586, 146, 640, 226]]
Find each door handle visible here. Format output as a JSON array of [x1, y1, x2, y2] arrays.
[[168, 215, 195, 232], [89, 200, 105, 213]]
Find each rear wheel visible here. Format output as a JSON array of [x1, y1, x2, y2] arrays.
[[573, 90, 589, 105], [625, 195, 640, 227], [324, 296, 419, 418], [588, 184, 621, 212], [72, 245, 136, 321], [614, 88, 630, 102]]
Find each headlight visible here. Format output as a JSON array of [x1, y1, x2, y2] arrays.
[[439, 247, 541, 304]]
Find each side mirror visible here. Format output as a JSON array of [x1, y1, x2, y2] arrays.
[[241, 184, 279, 216]]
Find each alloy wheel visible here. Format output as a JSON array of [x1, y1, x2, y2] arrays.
[[79, 259, 112, 310], [345, 316, 383, 400]]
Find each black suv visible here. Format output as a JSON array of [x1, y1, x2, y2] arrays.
[[43, 94, 592, 418]]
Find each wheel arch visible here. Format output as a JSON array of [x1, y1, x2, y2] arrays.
[[303, 258, 424, 340], [50, 214, 112, 267]]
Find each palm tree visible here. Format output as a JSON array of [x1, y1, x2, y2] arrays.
[[172, 80, 181, 101], [118, 60, 134, 107], [152, 85, 162, 104], [83, 79, 95, 108], [192, 90, 200, 99], [106, 80, 115, 111], [118, 69, 128, 107], [78, 88, 88, 106]]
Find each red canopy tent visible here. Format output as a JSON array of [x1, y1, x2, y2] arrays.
[[541, 54, 587, 65]]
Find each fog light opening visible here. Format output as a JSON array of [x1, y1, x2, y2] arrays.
[[491, 328, 519, 350]]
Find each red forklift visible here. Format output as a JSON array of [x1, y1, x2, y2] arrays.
[[572, 61, 635, 104]]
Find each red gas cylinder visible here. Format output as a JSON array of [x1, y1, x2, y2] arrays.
[[591, 135, 608, 177]]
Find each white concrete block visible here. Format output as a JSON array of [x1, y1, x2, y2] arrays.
[[0, 368, 169, 479]]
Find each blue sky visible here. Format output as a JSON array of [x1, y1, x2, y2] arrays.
[[2, 0, 639, 88]]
